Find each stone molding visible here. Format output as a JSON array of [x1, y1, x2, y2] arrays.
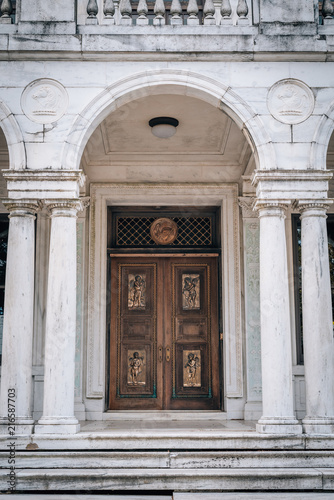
[[0, 100, 26, 170], [87, 182, 244, 403]]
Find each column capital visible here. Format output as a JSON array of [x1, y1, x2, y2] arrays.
[[294, 199, 333, 218], [253, 199, 291, 218], [2, 199, 41, 218], [44, 199, 84, 217], [238, 196, 257, 219]]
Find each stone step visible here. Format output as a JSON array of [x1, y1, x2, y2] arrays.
[[0, 467, 333, 491], [1, 495, 334, 500], [2, 432, 334, 451], [1, 450, 334, 469]]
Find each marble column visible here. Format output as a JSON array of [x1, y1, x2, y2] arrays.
[[255, 201, 302, 434], [0, 200, 39, 435], [299, 201, 334, 434], [35, 200, 82, 434]]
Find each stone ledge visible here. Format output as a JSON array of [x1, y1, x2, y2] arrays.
[[0, 32, 332, 61], [0, 467, 325, 491], [1, 450, 334, 469]]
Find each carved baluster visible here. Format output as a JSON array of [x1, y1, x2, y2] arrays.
[[203, 0, 216, 25], [153, 0, 166, 25], [220, 0, 232, 25], [187, 0, 199, 25], [170, 0, 182, 25], [102, 0, 116, 24], [137, 0, 149, 24], [236, 0, 248, 24], [0, 0, 13, 23], [322, 0, 334, 19], [86, 0, 99, 24], [120, 0, 132, 24]]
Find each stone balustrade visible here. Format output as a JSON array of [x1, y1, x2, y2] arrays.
[[85, 0, 249, 26], [0, 0, 333, 28]]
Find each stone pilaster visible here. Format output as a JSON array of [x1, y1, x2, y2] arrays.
[[255, 200, 302, 434], [0, 200, 40, 435], [297, 200, 334, 434], [239, 197, 262, 421], [35, 199, 83, 435]]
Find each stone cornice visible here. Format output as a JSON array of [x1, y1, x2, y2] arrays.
[[2, 170, 86, 185], [0, 33, 332, 62], [251, 170, 333, 187]]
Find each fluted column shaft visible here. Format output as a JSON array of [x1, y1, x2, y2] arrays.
[[0, 200, 39, 435], [35, 200, 82, 435], [255, 201, 302, 434], [299, 201, 334, 434]]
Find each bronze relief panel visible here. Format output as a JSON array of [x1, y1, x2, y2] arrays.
[[183, 350, 201, 387], [128, 350, 146, 386], [182, 274, 200, 310], [128, 274, 146, 310]]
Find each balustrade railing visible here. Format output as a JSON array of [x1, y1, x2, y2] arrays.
[[85, 0, 251, 25], [0, 0, 15, 24], [319, 0, 334, 23]]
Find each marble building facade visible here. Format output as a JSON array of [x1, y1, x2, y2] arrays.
[[0, 0, 333, 493]]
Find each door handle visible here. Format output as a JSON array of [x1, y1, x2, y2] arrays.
[[158, 345, 163, 363], [166, 346, 171, 362]]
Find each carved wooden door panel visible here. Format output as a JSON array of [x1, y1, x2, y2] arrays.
[[109, 256, 220, 410], [163, 258, 220, 410]]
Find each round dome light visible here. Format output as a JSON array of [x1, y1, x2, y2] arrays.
[[149, 117, 179, 139]]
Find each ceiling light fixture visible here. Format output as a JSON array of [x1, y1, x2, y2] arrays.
[[149, 117, 179, 139]]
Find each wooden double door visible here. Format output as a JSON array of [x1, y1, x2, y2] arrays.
[[109, 256, 220, 410]]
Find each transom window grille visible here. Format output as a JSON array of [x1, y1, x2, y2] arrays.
[[115, 215, 213, 247]]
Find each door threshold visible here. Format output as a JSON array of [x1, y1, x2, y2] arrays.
[[103, 411, 228, 421]]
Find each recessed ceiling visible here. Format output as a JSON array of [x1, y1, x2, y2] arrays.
[[82, 94, 253, 184]]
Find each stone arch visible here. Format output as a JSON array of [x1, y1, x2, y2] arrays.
[[311, 99, 334, 170], [62, 69, 275, 172], [0, 100, 26, 170]]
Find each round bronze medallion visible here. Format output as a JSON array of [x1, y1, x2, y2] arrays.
[[150, 218, 178, 245]]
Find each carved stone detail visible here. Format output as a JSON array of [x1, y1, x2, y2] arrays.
[[21, 79, 69, 124], [267, 79, 315, 125], [238, 196, 256, 219]]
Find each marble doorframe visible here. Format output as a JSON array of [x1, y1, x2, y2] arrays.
[[85, 182, 244, 420]]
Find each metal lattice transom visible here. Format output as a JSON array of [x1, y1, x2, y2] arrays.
[[116, 216, 212, 247]]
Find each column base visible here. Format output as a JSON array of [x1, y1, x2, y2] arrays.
[[302, 417, 334, 435], [256, 417, 303, 434], [0, 417, 34, 435], [35, 416, 80, 434]]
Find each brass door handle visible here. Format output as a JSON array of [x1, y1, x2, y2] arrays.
[[166, 346, 171, 362], [158, 345, 163, 363]]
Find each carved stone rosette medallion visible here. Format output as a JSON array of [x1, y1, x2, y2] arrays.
[[267, 79, 315, 125], [21, 79, 69, 124], [150, 217, 178, 245]]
